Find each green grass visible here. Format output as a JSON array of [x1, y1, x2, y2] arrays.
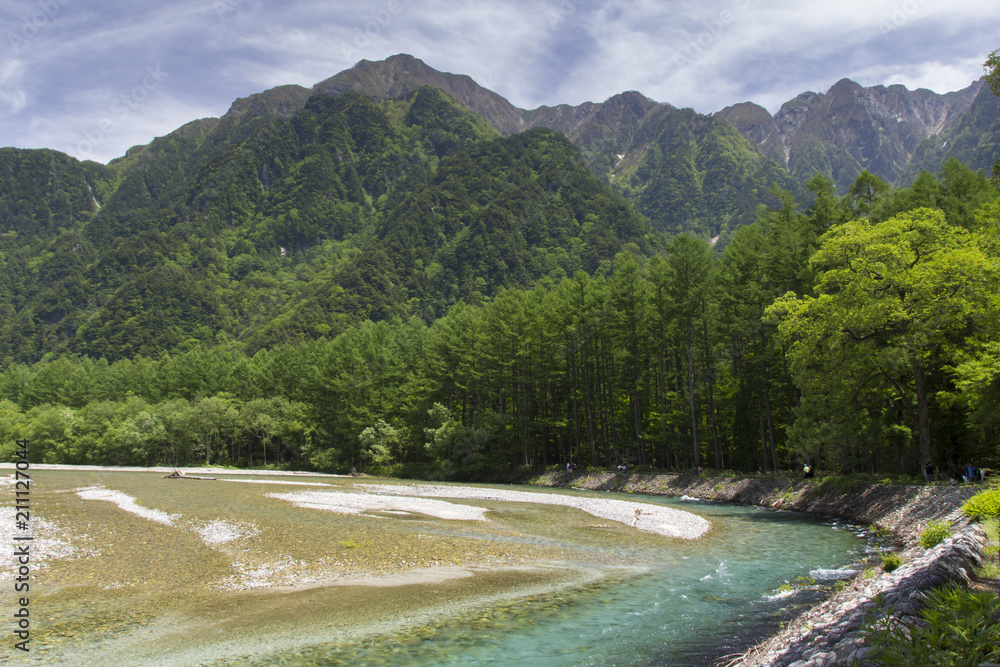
[[985, 517, 999, 542], [869, 525, 892, 538], [813, 474, 867, 495], [339, 539, 365, 549], [918, 520, 951, 549], [979, 517, 999, 579], [879, 551, 903, 572], [981, 549, 1000, 579]]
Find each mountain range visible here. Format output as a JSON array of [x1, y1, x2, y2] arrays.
[[304, 54, 1000, 192], [1, 54, 998, 364], [178, 55, 1000, 238]]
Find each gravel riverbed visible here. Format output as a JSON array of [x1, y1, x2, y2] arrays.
[[357, 482, 711, 538]]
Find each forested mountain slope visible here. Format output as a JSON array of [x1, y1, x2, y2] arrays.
[[0, 85, 656, 362]]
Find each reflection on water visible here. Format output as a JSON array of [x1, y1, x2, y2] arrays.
[[13, 472, 866, 666]]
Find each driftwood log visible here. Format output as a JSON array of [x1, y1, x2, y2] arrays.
[[164, 469, 216, 480]]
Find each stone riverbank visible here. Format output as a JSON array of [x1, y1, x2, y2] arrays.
[[526, 471, 988, 667]]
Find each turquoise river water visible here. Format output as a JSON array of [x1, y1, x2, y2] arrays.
[[4, 471, 869, 666]]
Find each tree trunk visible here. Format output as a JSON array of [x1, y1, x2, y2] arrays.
[[700, 307, 720, 469], [657, 346, 672, 470], [686, 319, 699, 468], [912, 356, 932, 469], [758, 404, 769, 472], [759, 330, 778, 472], [569, 337, 581, 465]]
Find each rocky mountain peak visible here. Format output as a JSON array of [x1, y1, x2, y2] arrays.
[[313, 54, 525, 135], [716, 77, 990, 190], [603, 90, 658, 117], [224, 84, 312, 120]]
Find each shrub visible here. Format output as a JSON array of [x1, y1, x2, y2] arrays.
[[961, 487, 1000, 521], [879, 551, 903, 572], [861, 586, 1000, 666], [918, 520, 951, 548]]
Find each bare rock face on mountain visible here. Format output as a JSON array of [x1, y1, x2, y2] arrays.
[[224, 84, 313, 121], [713, 101, 787, 165], [717, 78, 988, 191]]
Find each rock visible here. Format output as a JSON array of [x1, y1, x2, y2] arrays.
[[800, 651, 837, 666]]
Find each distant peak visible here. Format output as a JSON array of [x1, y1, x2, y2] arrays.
[[830, 77, 862, 91], [353, 53, 430, 71], [224, 84, 311, 119], [383, 53, 423, 65], [608, 90, 653, 104], [600, 90, 659, 118], [716, 101, 771, 118], [312, 53, 525, 136]]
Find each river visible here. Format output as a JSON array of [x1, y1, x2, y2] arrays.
[[6, 470, 868, 665]]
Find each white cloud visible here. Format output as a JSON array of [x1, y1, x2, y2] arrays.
[[0, 0, 998, 161], [34, 94, 220, 163], [0, 59, 28, 115], [850, 57, 988, 95]]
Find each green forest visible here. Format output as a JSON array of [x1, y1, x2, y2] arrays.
[[2, 61, 1000, 480]]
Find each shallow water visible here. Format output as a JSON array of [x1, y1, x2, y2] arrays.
[[8, 472, 867, 666]]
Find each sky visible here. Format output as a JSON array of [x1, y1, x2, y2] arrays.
[[1, 0, 998, 164]]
